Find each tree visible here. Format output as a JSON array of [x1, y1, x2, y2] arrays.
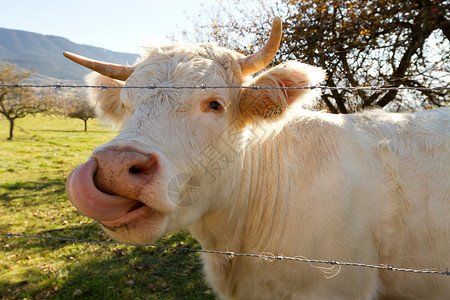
[[183, 0, 449, 113], [64, 95, 95, 132], [0, 63, 54, 139]]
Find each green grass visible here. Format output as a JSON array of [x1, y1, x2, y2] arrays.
[[0, 115, 215, 299]]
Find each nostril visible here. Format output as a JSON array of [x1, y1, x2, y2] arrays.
[[128, 155, 158, 176], [129, 165, 145, 174], [129, 166, 141, 174]]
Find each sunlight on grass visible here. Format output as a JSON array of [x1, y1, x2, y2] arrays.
[[0, 115, 214, 299]]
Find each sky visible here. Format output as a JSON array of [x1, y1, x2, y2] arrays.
[[0, 0, 216, 54]]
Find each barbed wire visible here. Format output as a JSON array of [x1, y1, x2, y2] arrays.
[[1, 82, 449, 278], [0, 83, 448, 92], [1, 233, 449, 276]]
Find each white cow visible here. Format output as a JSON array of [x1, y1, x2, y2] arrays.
[[65, 18, 450, 299]]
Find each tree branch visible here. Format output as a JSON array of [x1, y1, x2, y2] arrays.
[[437, 15, 450, 40], [321, 94, 338, 114], [376, 7, 436, 107], [338, 52, 371, 108], [327, 77, 348, 114]]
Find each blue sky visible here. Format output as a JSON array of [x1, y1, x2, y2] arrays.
[[0, 0, 214, 54]]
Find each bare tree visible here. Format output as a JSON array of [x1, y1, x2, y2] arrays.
[[64, 95, 95, 132], [182, 0, 449, 113], [0, 63, 54, 139]]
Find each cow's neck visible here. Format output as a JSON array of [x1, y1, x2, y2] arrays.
[[188, 127, 295, 297], [190, 127, 292, 253]]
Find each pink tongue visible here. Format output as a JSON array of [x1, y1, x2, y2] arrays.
[[66, 159, 141, 221]]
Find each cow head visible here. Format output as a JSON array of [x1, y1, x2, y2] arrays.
[[65, 18, 325, 244]]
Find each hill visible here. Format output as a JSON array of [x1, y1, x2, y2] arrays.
[[0, 28, 139, 83]]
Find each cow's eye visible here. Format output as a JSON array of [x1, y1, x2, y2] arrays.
[[209, 100, 222, 111]]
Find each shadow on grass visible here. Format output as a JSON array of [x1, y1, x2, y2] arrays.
[[52, 242, 214, 300], [29, 129, 110, 134], [1, 229, 215, 300], [0, 177, 66, 204]]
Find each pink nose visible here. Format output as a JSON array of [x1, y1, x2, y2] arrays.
[[92, 146, 158, 199]]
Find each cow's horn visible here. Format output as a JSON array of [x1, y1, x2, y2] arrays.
[[63, 52, 134, 81], [239, 17, 282, 76]]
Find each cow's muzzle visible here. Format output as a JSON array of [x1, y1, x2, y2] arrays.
[[66, 145, 163, 227]]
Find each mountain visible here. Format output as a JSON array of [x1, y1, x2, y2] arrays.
[[0, 28, 139, 83]]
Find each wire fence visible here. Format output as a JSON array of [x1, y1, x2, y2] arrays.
[[1, 233, 449, 277], [0, 83, 449, 92], [1, 82, 449, 279]]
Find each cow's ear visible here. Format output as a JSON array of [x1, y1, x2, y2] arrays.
[[239, 62, 325, 124], [85, 72, 125, 127]]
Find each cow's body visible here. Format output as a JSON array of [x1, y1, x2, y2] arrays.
[[64, 19, 450, 299], [191, 108, 450, 299]]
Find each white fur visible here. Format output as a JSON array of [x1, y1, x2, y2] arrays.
[[83, 43, 450, 299]]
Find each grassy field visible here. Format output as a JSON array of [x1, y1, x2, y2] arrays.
[[0, 115, 215, 299]]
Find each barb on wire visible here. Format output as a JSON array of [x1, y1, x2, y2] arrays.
[[0, 83, 448, 92], [1, 233, 449, 276], [55, 82, 62, 91]]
